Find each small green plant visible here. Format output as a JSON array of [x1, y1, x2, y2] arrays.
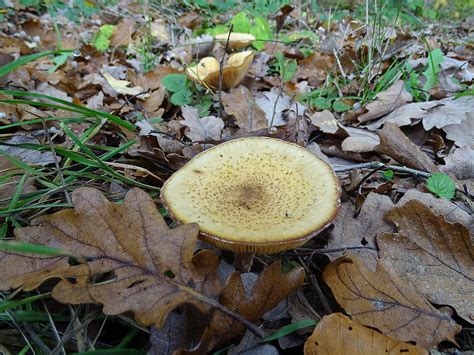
[[380, 170, 394, 181], [162, 74, 213, 115], [93, 24, 116, 52], [426, 172, 456, 200], [275, 52, 297, 82], [299, 85, 354, 112]]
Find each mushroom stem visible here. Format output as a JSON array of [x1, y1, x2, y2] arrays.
[[234, 252, 256, 273]]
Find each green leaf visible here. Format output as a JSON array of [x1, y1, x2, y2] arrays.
[[426, 172, 456, 199], [250, 16, 272, 50], [170, 90, 193, 106], [311, 97, 332, 110], [332, 100, 351, 112], [162, 74, 188, 93], [380, 169, 394, 181], [93, 24, 116, 52], [231, 12, 251, 33], [422, 48, 444, 91]]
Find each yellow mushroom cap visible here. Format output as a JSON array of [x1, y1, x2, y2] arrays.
[[185, 51, 254, 90], [161, 137, 341, 254], [215, 32, 256, 50]]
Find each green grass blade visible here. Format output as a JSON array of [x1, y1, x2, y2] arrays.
[[262, 319, 317, 342], [0, 293, 51, 313], [0, 240, 72, 256], [0, 50, 74, 77]]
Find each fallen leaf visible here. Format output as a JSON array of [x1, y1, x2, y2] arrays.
[[357, 80, 412, 123], [340, 125, 380, 153], [442, 146, 474, 192], [309, 110, 338, 134], [378, 200, 474, 323], [101, 70, 148, 97], [323, 254, 461, 348], [0, 136, 57, 166], [182, 261, 304, 353], [443, 115, 474, 147], [327, 192, 394, 271], [34, 82, 72, 103], [255, 88, 306, 127], [222, 86, 267, 132], [376, 123, 437, 172], [110, 18, 135, 47], [304, 313, 427, 355], [0, 156, 36, 208], [0, 188, 221, 329], [180, 106, 224, 142], [367, 96, 474, 131]]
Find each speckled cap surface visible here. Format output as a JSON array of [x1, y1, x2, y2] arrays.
[[160, 137, 341, 254]]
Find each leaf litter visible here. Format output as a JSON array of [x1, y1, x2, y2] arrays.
[[0, 1, 473, 354]]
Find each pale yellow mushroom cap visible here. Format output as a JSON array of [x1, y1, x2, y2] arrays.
[[185, 51, 254, 90], [215, 32, 256, 50], [161, 137, 341, 254]]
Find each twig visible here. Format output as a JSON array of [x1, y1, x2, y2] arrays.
[[296, 255, 332, 315], [332, 161, 431, 178], [268, 83, 284, 132], [217, 25, 233, 120]]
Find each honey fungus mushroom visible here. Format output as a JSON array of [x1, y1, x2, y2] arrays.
[[185, 50, 254, 90], [160, 137, 341, 261]]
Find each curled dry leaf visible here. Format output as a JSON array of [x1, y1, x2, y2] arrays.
[[185, 51, 254, 90], [323, 254, 461, 349], [304, 313, 427, 355], [180, 105, 224, 142], [327, 192, 395, 271], [178, 261, 305, 353], [101, 70, 148, 97], [376, 122, 437, 172], [0, 188, 221, 329], [357, 80, 413, 123], [378, 200, 474, 323], [222, 85, 267, 132]]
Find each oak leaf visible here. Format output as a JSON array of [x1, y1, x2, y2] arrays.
[[304, 313, 427, 355], [0, 188, 221, 328], [323, 254, 461, 348], [180, 106, 224, 142], [222, 86, 267, 132], [179, 261, 305, 353], [378, 200, 474, 323]]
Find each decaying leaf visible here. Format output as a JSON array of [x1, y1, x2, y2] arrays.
[[442, 146, 474, 192], [180, 106, 224, 142], [376, 122, 437, 172], [101, 70, 148, 97], [357, 80, 412, 123], [0, 136, 57, 166], [340, 125, 380, 153], [0, 156, 36, 208], [327, 192, 395, 271], [255, 88, 305, 127], [309, 110, 338, 134], [304, 313, 427, 355], [443, 115, 474, 147], [378, 200, 474, 323], [222, 86, 267, 132], [181, 261, 305, 353], [323, 254, 461, 348], [0, 188, 221, 329]]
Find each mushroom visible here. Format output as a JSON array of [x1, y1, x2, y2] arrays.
[[160, 137, 341, 271], [185, 50, 254, 90], [214, 32, 256, 50]]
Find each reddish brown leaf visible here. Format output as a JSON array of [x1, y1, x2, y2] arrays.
[[222, 86, 267, 132], [376, 122, 438, 172], [378, 200, 474, 323], [0, 188, 221, 328], [323, 254, 461, 348], [304, 313, 427, 355]]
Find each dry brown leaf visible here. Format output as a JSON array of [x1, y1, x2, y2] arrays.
[[254, 87, 305, 127], [443, 115, 474, 147], [376, 122, 437, 172], [179, 261, 305, 353], [357, 80, 413, 123], [323, 254, 461, 348], [378, 200, 474, 323], [180, 106, 224, 142], [442, 146, 474, 193], [101, 71, 148, 97], [0, 156, 36, 208], [309, 110, 338, 134], [327, 192, 395, 271], [0, 188, 221, 329], [110, 18, 136, 47], [340, 125, 380, 153], [304, 313, 428, 355], [222, 86, 267, 132]]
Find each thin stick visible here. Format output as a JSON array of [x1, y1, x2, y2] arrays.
[[332, 161, 431, 177], [217, 25, 233, 120]]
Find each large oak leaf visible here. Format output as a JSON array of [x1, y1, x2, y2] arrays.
[[304, 313, 427, 355], [0, 188, 221, 328], [378, 200, 474, 323], [323, 254, 460, 348]]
